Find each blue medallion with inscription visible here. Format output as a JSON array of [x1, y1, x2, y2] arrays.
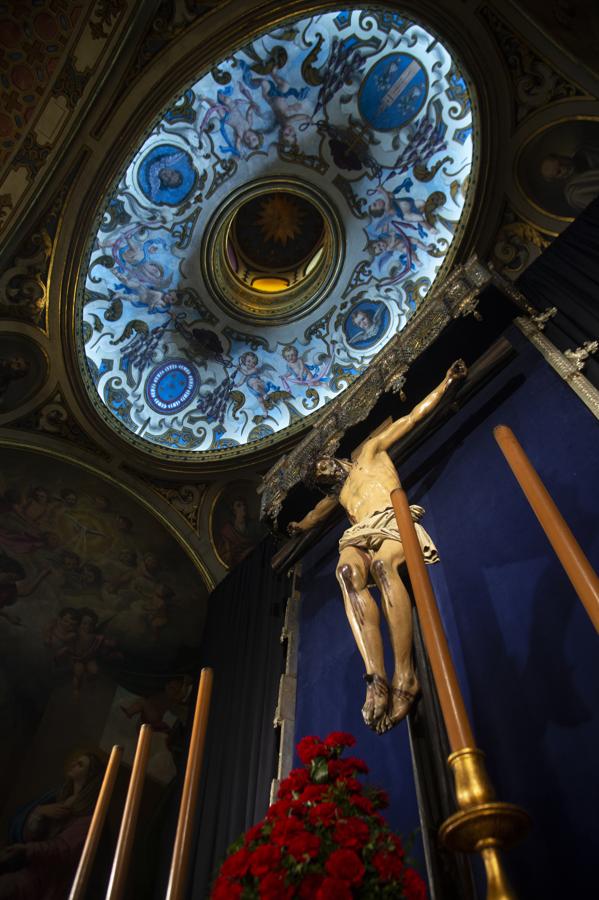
[[358, 53, 428, 131], [146, 360, 197, 413]]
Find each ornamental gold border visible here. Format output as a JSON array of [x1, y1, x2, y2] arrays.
[[59, 1, 482, 469], [514, 114, 599, 225], [208, 484, 230, 571], [0, 433, 215, 591]]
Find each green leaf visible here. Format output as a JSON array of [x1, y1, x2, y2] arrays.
[[311, 757, 329, 784]]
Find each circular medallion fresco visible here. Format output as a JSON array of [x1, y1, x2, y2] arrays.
[[145, 360, 197, 413], [79, 7, 475, 458]]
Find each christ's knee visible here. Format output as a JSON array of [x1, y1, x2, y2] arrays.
[[372, 558, 395, 589], [336, 562, 362, 593]]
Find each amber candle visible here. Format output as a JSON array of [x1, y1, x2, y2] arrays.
[[391, 487, 475, 751], [68, 744, 122, 900], [165, 667, 214, 900], [494, 425, 599, 634], [105, 724, 152, 900]]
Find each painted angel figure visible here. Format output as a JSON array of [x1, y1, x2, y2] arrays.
[[67, 608, 121, 697], [368, 184, 437, 238], [110, 228, 174, 311], [279, 345, 332, 389], [232, 351, 286, 414], [197, 84, 269, 157]]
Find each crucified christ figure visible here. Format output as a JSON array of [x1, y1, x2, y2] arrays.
[[288, 360, 467, 733]]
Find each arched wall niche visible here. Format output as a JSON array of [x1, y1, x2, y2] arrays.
[[48, 0, 514, 478], [0, 435, 212, 834]]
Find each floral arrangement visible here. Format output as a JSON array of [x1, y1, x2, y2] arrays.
[[211, 732, 426, 899]]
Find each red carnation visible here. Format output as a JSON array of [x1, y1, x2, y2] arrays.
[[316, 877, 353, 900], [259, 871, 293, 899], [335, 775, 362, 793], [325, 848, 365, 885], [278, 766, 310, 797], [403, 866, 427, 899], [212, 876, 242, 899], [387, 832, 405, 858], [266, 799, 293, 819], [308, 801, 338, 827], [244, 822, 263, 845], [249, 844, 281, 877], [297, 735, 328, 764], [341, 755, 369, 774], [299, 873, 324, 897], [300, 783, 329, 803], [348, 794, 374, 815], [372, 788, 390, 809], [372, 850, 404, 881], [287, 831, 321, 860], [324, 731, 356, 749], [333, 817, 371, 850], [219, 847, 250, 879], [270, 815, 306, 846]]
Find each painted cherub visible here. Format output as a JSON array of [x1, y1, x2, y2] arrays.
[[368, 184, 437, 237], [69, 608, 121, 697], [256, 71, 313, 149], [111, 229, 173, 311], [280, 344, 332, 389], [233, 351, 281, 412], [121, 676, 192, 733], [197, 84, 266, 157], [131, 582, 173, 634]]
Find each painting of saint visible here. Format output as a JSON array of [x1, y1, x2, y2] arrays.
[[0, 336, 45, 413], [517, 119, 599, 219], [0, 751, 104, 900], [343, 301, 390, 350], [211, 482, 267, 571]]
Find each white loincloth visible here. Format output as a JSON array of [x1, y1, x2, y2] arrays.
[[338, 505, 439, 563]]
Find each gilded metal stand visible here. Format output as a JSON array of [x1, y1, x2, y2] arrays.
[[439, 748, 531, 900]]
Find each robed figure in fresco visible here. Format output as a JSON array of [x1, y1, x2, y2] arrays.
[[289, 361, 467, 733]]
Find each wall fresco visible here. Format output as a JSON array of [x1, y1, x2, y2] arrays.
[[0, 448, 206, 866], [80, 8, 474, 454]]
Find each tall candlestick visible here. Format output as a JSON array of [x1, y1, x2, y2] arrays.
[[494, 425, 599, 634], [69, 745, 122, 900], [105, 724, 152, 900], [391, 487, 474, 751], [165, 667, 214, 900], [391, 486, 530, 899]]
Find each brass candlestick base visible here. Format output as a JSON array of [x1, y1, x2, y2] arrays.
[[439, 748, 531, 900]]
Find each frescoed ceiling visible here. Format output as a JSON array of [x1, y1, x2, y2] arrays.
[[79, 7, 475, 459]]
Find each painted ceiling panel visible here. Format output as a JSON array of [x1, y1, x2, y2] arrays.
[[78, 7, 475, 458]]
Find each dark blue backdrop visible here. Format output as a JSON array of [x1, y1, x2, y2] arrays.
[[295, 328, 599, 898]]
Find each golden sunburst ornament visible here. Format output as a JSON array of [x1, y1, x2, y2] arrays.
[[256, 194, 304, 246]]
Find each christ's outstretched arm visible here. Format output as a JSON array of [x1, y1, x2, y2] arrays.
[[288, 493, 339, 535], [368, 359, 467, 454]]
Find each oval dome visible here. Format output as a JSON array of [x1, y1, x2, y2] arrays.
[[78, 7, 476, 458]]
